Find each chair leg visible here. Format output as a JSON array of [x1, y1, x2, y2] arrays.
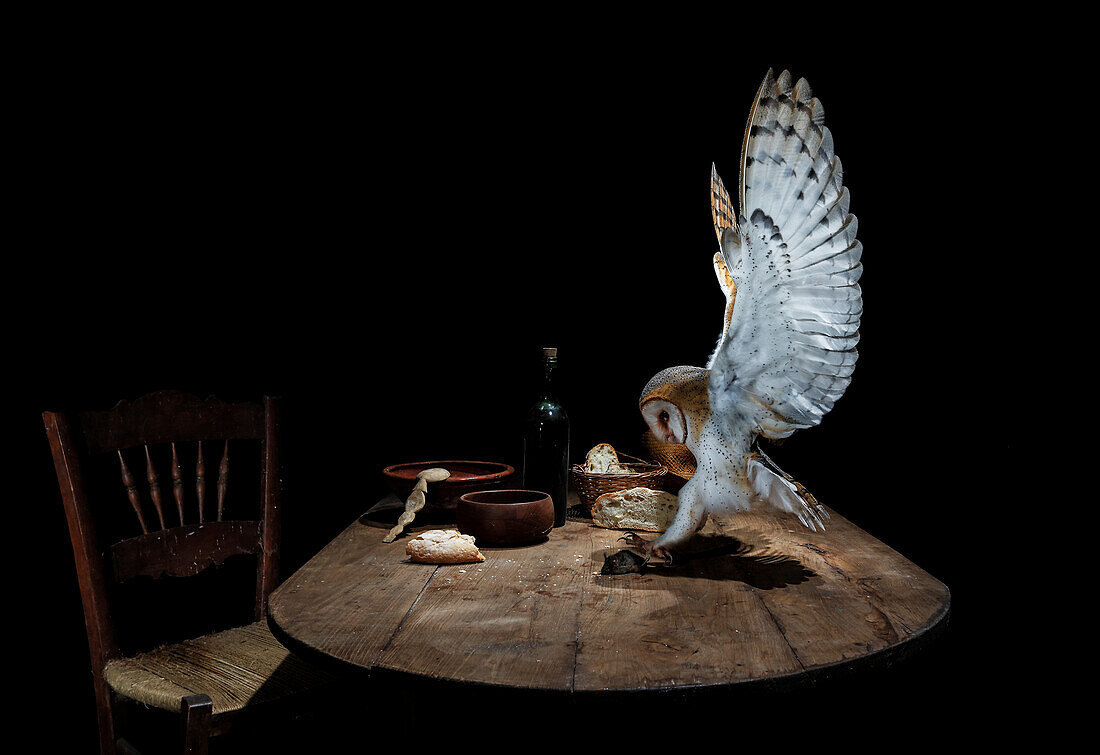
[[180, 694, 212, 755], [95, 679, 119, 755]]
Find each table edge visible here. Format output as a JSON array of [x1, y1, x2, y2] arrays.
[[267, 580, 951, 697]]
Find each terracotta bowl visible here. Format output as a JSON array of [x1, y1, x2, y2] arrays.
[[382, 460, 514, 510], [457, 489, 554, 545]]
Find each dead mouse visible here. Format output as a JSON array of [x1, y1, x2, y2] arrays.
[[601, 549, 648, 575]]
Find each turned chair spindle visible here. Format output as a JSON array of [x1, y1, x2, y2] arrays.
[[171, 443, 185, 525], [117, 440, 232, 531], [217, 441, 228, 522], [196, 441, 206, 524], [144, 445, 168, 531], [117, 451, 148, 535]]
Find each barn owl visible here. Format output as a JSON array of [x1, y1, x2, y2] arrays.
[[633, 69, 862, 562]]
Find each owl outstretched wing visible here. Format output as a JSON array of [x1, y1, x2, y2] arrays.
[[709, 69, 862, 441]]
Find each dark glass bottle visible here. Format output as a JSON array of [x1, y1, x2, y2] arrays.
[[522, 346, 571, 527]]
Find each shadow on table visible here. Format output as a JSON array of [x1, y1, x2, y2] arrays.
[[595, 532, 816, 590]]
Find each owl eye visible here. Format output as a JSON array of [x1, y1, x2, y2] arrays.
[[640, 399, 686, 445]]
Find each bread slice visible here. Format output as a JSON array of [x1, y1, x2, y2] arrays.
[[590, 487, 677, 532], [405, 529, 485, 564], [585, 443, 629, 474]]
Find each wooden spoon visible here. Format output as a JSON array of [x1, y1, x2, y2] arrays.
[[383, 467, 451, 542]]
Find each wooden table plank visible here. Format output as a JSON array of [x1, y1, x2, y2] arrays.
[[710, 509, 949, 671], [267, 518, 439, 671], [268, 500, 950, 694], [376, 524, 590, 690], [573, 521, 805, 692]]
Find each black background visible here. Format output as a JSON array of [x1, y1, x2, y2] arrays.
[[11, 25, 1033, 751]]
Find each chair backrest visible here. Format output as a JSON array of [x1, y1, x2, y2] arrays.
[[42, 390, 283, 673]]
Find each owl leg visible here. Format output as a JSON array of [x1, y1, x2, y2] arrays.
[[649, 488, 707, 556], [614, 486, 705, 565]]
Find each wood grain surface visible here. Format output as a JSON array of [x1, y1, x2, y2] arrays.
[[268, 495, 949, 695]]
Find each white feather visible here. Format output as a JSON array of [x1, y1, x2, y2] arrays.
[[746, 453, 829, 531]]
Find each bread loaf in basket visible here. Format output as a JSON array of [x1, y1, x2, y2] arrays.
[[571, 443, 666, 513]]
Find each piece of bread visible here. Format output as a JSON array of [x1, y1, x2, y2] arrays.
[[405, 529, 485, 564], [585, 443, 629, 474], [590, 487, 677, 532]]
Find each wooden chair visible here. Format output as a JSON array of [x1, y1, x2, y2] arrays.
[[43, 390, 341, 754]]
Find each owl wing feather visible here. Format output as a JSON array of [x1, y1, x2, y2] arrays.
[[710, 162, 738, 243], [708, 69, 862, 442], [710, 165, 740, 345]]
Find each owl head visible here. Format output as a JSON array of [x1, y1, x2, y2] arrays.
[[639, 366, 710, 448]]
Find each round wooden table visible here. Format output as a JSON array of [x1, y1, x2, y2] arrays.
[[268, 496, 950, 697]]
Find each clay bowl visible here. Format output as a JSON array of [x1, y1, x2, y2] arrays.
[[457, 489, 555, 545], [382, 460, 514, 511]]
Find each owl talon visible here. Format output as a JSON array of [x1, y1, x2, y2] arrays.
[[647, 546, 672, 566], [617, 531, 649, 549], [625, 533, 666, 560], [616, 531, 674, 566]]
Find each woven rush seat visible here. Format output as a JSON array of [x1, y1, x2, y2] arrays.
[[104, 621, 339, 716]]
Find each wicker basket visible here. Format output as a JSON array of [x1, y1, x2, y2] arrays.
[[571, 452, 667, 513]]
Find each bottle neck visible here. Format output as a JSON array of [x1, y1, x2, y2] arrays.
[[540, 356, 557, 400]]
